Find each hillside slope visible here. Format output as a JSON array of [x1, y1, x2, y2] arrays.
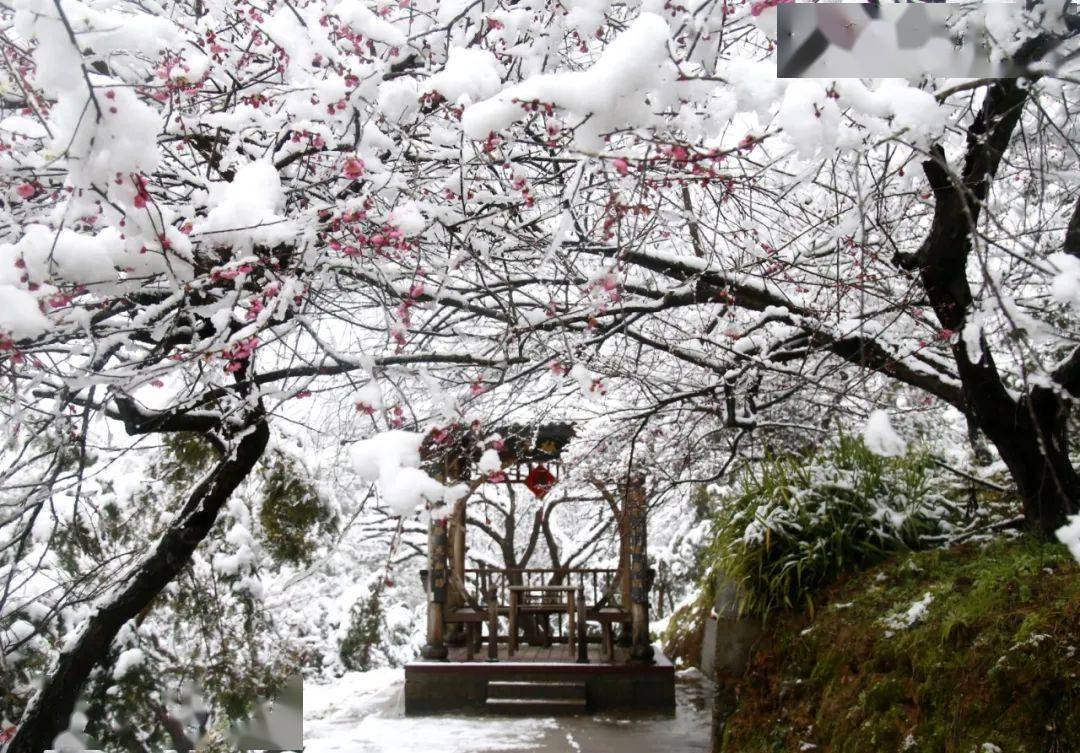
[[717, 539, 1079, 753]]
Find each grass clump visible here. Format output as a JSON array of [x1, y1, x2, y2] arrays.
[[708, 436, 945, 619]]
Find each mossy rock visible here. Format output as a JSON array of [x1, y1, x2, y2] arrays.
[[662, 596, 709, 669]]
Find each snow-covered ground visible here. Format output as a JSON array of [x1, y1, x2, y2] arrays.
[[305, 669, 712, 752]]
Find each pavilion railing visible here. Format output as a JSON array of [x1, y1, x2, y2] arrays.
[[461, 567, 623, 611]]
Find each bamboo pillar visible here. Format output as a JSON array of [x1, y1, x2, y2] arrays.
[[451, 499, 467, 594], [576, 586, 589, 664], [626, 473, 654, 663], [486, 587, 499, 662], [421, 516, 450, 660], [420, 427, 471, 661], [616, 502, 632, 648], [446, 497, 468, 645], [617, 514, 631, 609]]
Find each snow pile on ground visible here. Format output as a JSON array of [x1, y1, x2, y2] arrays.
[[1056, 515, 1080, 563], [862, 410, 907, 457], [304, 669, 559, 752], [304, 668, 712, 752]]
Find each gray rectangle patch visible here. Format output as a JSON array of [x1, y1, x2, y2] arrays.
[[777, 2, 1021, 78]]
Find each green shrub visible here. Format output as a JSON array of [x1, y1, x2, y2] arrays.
[[339, 591, 383, 672], [708, 435, 944, 619]]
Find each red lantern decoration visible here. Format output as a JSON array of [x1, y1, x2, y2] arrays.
[[524, 464, 557, 498]]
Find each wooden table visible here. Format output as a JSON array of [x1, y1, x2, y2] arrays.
[[507, 585, 578, 658]]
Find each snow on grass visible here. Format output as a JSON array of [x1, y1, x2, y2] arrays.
[[882, 591, 934, 637]]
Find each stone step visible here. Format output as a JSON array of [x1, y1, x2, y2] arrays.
[[484, 697, 588, 715], [486, 680, 586, 700]]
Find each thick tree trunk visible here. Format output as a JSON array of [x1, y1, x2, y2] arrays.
[[983, 388, 1077, 537], [902, 46, 1078, 538], [5, 420, 270, 753], [623, 474, 654, 662], [957, 356, 1078, 535]]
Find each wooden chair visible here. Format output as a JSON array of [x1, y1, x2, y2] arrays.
[[444, 607, 486, 660], [508, 586, 577, 657], [588, 606, 630, 662], [445, 568, 497, 661]]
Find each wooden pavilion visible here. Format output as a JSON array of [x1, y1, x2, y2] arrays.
[[403, 423, 675, 715]]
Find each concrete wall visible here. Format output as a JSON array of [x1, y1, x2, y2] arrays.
[[700, 576, 759, 678]]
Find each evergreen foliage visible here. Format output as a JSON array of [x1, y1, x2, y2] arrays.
[[258, 456, 337, 566], [339, 591, 383, 672]]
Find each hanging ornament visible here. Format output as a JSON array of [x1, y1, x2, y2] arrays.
[[524, 464, 556, 498]]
